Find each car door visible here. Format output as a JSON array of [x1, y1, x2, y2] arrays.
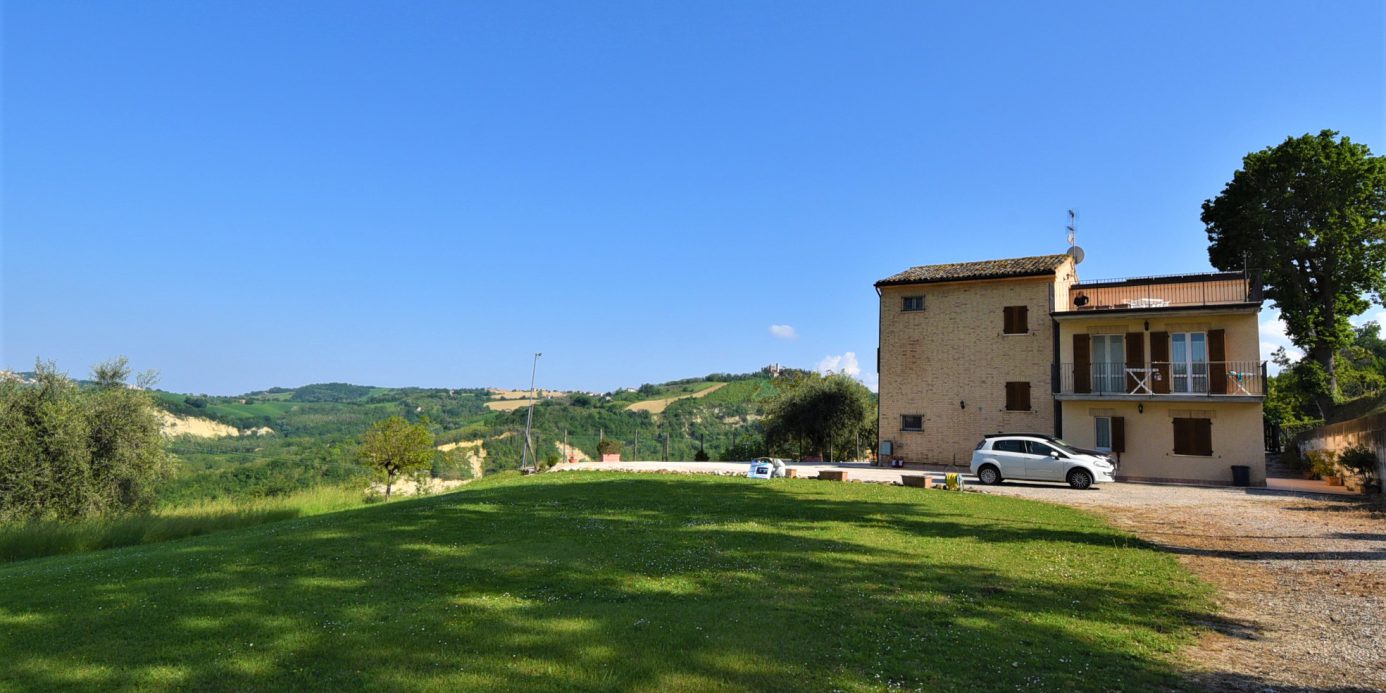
[[1024, 441, 1068, 481], [989, 439, 1028, 478]]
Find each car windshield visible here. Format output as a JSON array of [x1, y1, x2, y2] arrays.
[[1045, 438, 1083, 456]]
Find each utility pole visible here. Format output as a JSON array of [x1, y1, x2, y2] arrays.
[[634, 431, 639, 460], [520, 352, 541, 472]]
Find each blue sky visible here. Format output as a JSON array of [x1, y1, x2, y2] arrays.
[[3, 1, 1383, 395]]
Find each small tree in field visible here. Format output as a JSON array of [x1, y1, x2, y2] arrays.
[[360, 416, 434, 498]]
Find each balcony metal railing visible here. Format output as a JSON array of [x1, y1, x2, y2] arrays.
[[1065, 271, 1262, 312], [1054, 361, 1266, 397]]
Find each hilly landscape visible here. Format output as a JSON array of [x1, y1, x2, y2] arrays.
[[150, 368, 804, 504]]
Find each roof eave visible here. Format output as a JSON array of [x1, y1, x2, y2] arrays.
[[874, 269, 1059, 289]]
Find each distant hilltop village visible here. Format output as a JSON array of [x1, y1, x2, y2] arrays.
[[0, 370, 34, 384]]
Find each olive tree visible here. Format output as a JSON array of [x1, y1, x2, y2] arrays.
[[763, 373, 875, 460], [0, 358, 170, 521]]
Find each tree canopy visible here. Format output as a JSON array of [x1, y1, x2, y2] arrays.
[[360, 416, 434, 497], [0, 358, 170, 521], [1203, 130, 1386, 400], [763, 374, 876, 460]]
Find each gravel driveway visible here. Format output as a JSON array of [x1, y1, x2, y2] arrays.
[[557, 461, 1385, 690], [976, 482, 1386, 691]]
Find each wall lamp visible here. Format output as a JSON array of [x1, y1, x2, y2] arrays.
[[960, 400, 966, 409], [1138, 403, 1144, 414]]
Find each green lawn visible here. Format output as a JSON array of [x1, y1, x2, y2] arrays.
[[0, 473, 1212, 691]]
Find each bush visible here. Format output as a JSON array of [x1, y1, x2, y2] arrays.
[[1339, 445, 1379, 483], [597, 439, 622, 456], [0, 359, 171, 521], [694, 448, 710, 462], [1306, 450, 1339, 478]]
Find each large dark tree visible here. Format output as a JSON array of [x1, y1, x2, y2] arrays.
[[763, 374, 875, 460], [1203, 130, 1386, 401]]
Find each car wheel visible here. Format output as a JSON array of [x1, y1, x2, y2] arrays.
[[1067, 469, 1093, 490], [977, 465, 1001, 485]]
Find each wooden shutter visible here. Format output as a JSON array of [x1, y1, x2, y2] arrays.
[[1111, 416, 1125, 454], [1124, 332, 1144, 394], [1005, 382, 1031, 411], [1208, 329, 1227, 395], [1003, 307, 1015, 334], [1150, 331, 1170, 394], [1173, 418, 1191, 455], [1194, 418, 1213, 455], [1015, 306, 1028, 334], [1073, 334, 1091, 394]]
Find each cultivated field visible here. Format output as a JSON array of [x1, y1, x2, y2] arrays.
[[625, 382, 727, 414], [0, 472, 1210, 691]]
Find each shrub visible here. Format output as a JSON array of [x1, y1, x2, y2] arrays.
[[542, 453, 562, 470], [694, 449, 710, 462], [1306, 450, 1339, 478], [597, 439, 622, 456], [1339, 445, 1379, 483]]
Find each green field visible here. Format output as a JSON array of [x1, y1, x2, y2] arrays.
[[0, 473, 1210, 691]]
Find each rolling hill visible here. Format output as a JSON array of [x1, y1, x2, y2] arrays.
[[150, 370, 797, 502]]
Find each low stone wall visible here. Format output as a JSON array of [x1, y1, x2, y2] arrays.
[[1295, 412, 1386, 491]]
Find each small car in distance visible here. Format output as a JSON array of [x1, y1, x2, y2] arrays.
[[970, 434, 1116, 489]]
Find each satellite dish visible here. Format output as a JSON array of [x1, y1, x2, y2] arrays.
[[1067, 245, 1085, 265]]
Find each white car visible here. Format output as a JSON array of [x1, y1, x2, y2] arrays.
[[970, 434, 1117, 489]]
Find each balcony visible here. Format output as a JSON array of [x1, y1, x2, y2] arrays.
[[1054, 361, 1266, 400], [1062, 271, 1262, 313]]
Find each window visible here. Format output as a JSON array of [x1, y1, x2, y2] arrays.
[[902, 296, 925, 312], [993, 439, 1027, 453], [900, 414, 923, 431], [1095, 416, 1112, 451], [1003, 306, 1029, 334], [1173, 417, 1213, 456], [1090, 335, 1126, 394], [1026, 441, 1063, 458], [1172, 332, 1208, 393], [1004, 381, 1031, 411]]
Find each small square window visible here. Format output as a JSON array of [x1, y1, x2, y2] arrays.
[[900, 414, 923, 431], [902, 296, 925, 312]]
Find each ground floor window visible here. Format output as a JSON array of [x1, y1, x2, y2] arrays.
[[900, 414, 923, 431], [1095, 417, 1112, 451], [1172, 417, 1213, 456]]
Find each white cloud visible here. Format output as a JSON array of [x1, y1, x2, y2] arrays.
[[816, 352, 861, 378], [769, 324, 797, 340]]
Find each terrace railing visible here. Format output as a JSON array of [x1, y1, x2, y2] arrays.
[[1054, 360, 1266, 397], [1066, 271, 1262, 312]]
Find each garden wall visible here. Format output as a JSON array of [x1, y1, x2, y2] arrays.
[[1295, 412, 1386, 491]]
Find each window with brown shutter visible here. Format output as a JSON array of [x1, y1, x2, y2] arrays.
[[1005, 381, 1031, 411], [1208, 329, 1227, 394], [1111, 416, 1125, 453], [1072, 334, 1091, 393], [1003, 306, 1028, 334], [1173, 417, 1213, 456]]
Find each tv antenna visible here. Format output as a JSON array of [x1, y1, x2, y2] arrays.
[[1066, 209, 1085, 265]]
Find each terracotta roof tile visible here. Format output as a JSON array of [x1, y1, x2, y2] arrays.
[[875, 254, 1070, 287]]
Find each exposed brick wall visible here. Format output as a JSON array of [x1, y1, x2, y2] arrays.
[[877, 261, 1073, 465]]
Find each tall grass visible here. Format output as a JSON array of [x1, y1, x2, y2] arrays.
[[0, 486, 372, 563]]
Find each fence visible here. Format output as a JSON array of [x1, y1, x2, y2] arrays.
[[1292, 413, 1386, 492]]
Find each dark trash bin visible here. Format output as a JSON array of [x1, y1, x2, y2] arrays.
[[1231, 465, 1250, 487]]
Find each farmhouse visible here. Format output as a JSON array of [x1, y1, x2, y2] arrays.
[[876, 253, 1267, 485]]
